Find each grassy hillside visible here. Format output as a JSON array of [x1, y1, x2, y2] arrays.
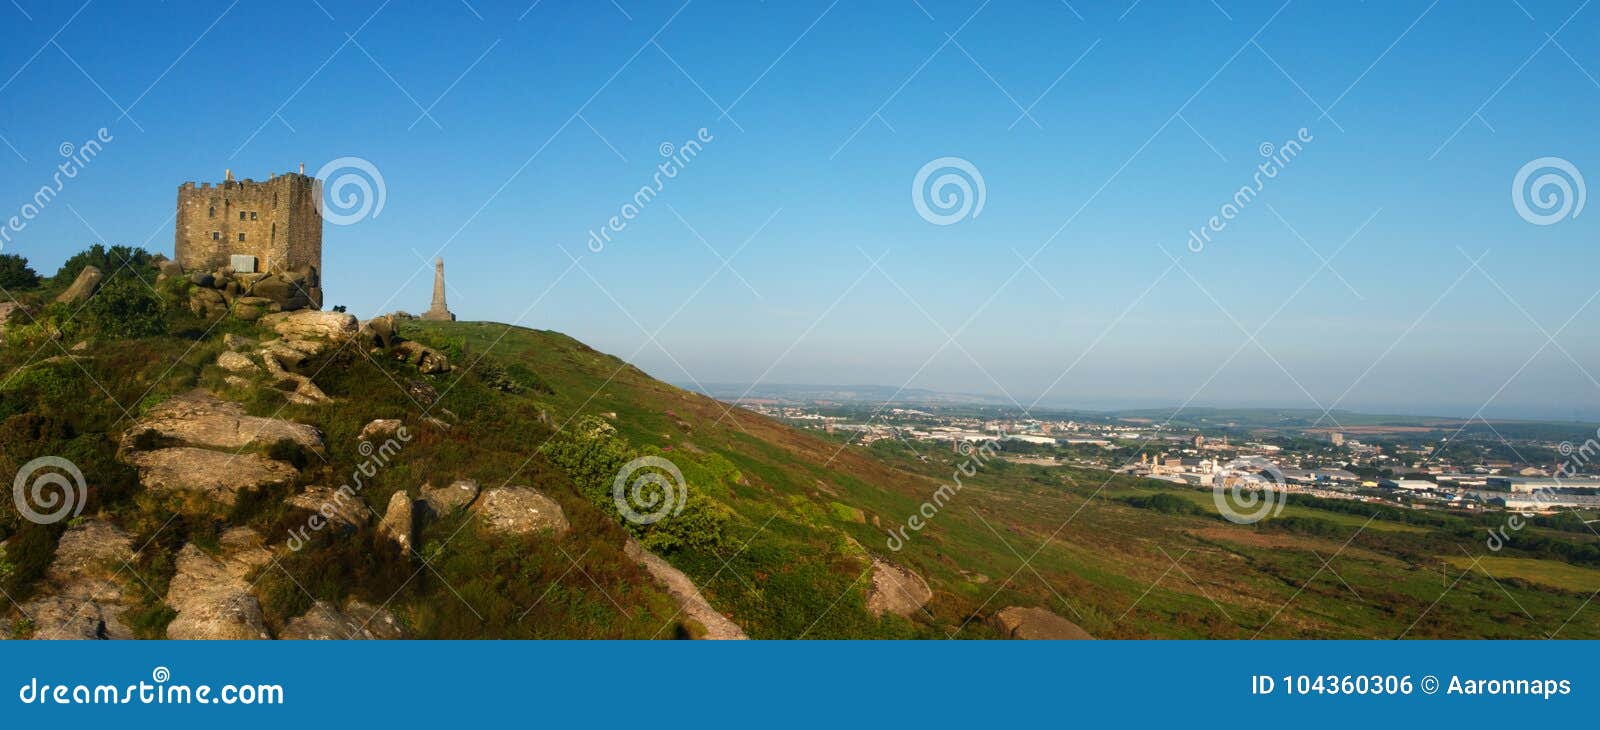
[[2, 266, 1596, 638]]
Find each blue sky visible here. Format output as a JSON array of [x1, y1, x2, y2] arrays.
[[1, 0, 1597, 419]]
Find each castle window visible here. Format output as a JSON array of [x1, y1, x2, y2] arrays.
[[239, 211, 246, 221], [250, 211, 258, 221], [212, 231, 220, 240], [208, 206, 215, 218], [238, 233, 246, 242]]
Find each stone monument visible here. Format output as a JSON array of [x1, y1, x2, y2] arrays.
[[421, 258, 455, 322]]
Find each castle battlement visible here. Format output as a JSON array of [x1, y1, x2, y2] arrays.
[[174, 168, 322, 280]]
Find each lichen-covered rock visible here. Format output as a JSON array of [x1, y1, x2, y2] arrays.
[[54, 265, 102, 303], [991, 606, 1094, 640], [624, 539, 746, 640], [124, 390, 320, 452], [216, 350, 258, 374], [287, 485, 369, 530], [271, 310, 357, 342], [378, 491, 414, 553], [123, 447, 298, 505], [864, 558, 932, 618], [279, 600, 396, 640], [420, 478, 480, 516], [393, 340, 451, 374], [474, 487, 568, 537], [164, 541, 271, 640], [357, 418, 403, 442], [18, 520, 136, 640]]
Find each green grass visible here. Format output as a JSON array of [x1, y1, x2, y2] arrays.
[[3, 289, 1597, 639]]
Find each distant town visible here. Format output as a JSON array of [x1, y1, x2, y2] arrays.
[[718, 390, 1600, 516]]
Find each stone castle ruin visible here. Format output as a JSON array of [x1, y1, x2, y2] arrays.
[[171, 167, 323, 317]]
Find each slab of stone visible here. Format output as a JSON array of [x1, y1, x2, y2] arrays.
[[992, 606, 1094, 640], [127, 390, 320, 452], [473, 487, 568, 537], [17, 521, 136, 640], [124, 447, 299, 505], [864, 558, 933, 618]]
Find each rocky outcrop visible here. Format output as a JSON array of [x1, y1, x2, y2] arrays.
[[378, 491, 414, 554], [184, 267, 320, 319], [286, 486, 370, 530], [123, 447, 298, 506], [17, 520, 136, 640], [124, 390, 321, 452], [420, 478, 479, 516], [473, 487, 568, 537], [54, 265, 102, 303], [393, 340, 451, 374], [991, 606, 1094, 640], [0, 301, 24, 334], [864, 558, 933, 618], [216, 350, 258, 374], [268, 310, 358, 342], [164, 535, 272, 640], [279, 600, 407, 640], [624, 539, 747, 640], [358, 418, 403, 442]]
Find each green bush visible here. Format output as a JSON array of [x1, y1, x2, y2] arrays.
[[83, 277, 167, 339], [0, 253, 40, 289], [55, 244, 154, 284]]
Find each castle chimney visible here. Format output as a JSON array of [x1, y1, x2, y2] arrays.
[[299, 162, 305, 175], [225, 168, 233, 182]]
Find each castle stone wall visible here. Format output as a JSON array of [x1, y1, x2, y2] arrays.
[[175, 172, 322, 279]]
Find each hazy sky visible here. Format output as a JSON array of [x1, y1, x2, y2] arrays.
[[2, 0, 1597, 419]]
